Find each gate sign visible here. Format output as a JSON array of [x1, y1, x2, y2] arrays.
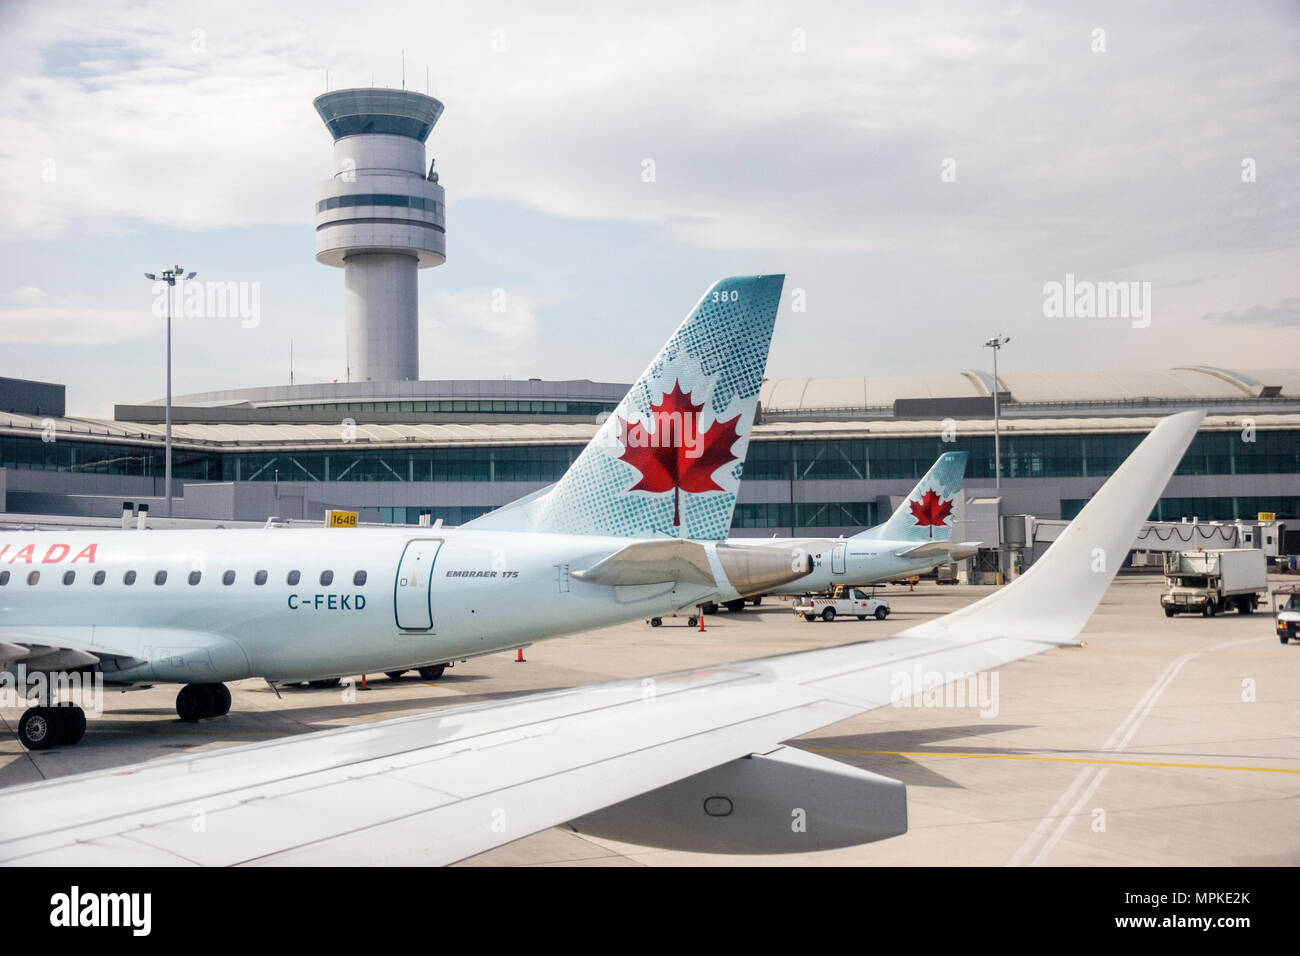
[[1258, 512, 1276, 522], [326, 510, 359, 528]]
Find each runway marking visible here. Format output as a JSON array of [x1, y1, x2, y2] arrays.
[[1006, 635, 1263, 867], [806, 748, 1300, 774]]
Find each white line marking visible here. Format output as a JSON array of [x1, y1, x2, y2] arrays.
[[1008, 636, 1260, 866]]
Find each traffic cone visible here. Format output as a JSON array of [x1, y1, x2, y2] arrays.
[[360, 673, 368, 690], [698, 609, 705, 632], [515, 648, 526, 663]]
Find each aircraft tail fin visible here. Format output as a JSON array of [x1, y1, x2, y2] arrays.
[[856, 451, 968, 543], [463, 275, 784, 539]]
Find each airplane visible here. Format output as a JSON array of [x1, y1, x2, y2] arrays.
[[712, 450, 979, 609], [0, 274, 817, 752], [0, 410, 1203, 864]]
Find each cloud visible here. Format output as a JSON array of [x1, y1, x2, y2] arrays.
[[0, 286, 154, 345], [420, 287, 539, 378], [1203, 298, 1300, 328]]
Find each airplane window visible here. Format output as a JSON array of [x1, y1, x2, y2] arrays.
[[287, 570, 301, 586], [0, 571, 8, 586], [254, 570, 268, 585], [93, 571, 106, 586], [123, 571, 137, 585], [320, 570, 334, 586], [27, 571, 40, 585], [223, 570, 236, 585], [63, 571, 75, 585], [354, 570, 367, 586], [155, 571, 168, 586], [188, 571, 202, 586]]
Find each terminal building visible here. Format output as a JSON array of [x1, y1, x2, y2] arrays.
[[2, 368, 1297, 551]]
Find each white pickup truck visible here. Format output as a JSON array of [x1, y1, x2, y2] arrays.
[[794, 587, 890, 622], [1274, 585, 1300, 644]]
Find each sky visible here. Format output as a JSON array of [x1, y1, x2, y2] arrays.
[[0, 0, 1296, 417]]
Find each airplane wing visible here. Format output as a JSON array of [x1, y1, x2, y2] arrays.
[[0, 411, 1204, 866], [0, 627, 147, 678]]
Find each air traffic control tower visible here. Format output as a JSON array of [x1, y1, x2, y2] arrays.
[[313, 88, 446, 382]]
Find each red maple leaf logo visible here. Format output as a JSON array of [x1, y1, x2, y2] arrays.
[[908, 489, 953, 538], [617, 380, 740, 526]]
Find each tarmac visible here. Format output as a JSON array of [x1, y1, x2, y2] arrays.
[[2, 575, 1296, 866]]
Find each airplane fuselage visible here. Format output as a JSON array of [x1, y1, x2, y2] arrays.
[[0, 528, 729, 685]]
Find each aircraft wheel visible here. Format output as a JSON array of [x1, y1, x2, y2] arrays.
[[687, 616, 698, 627], [176, 683, 214, 723], [210, 684, 233, 716], [418, 664, 446, 680], [649, 617, 663, 627], [702, 603, 718, 615], [875, 606, 889, 621], [18, 707, 64, 751], [725, 599, 746, 613], [385, 671, 408, 680], [308, 677, 341, 689], [60, 705, 87, 744], [751, 596, 763, 606], [821, 608, 836, 622]]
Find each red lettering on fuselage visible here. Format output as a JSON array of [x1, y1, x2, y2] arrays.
[[2, 542, 98, 564]]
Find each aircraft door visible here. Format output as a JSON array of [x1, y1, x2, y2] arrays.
[[831, 543, 847, 575], [394, 539, 443, 631]]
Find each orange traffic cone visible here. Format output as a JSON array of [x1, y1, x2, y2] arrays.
[[360, 673, 368, 690], [515, 647, 526, 663], [698, 609, 706, 632]]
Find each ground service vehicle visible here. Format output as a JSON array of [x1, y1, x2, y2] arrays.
[[794, 586, 890, 622], [1160, 548, 1267, 617]]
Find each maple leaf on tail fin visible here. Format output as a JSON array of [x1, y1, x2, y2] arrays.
[[618, 380, 741, 527], [908, 489, 953, 539]]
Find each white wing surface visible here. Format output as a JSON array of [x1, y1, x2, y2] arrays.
[[0, 412, 1204, 866]]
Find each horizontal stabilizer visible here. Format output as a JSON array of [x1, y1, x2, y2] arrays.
[[896, 539, 981, 559], [571, 539, 716, 587]]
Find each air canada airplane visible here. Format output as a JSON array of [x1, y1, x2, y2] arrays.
[[0, 274, 821, 751], [719, 451, 979, 605], [0, 411, 1204, 864]]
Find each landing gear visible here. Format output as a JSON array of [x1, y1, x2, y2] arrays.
[[649, 617, 663, 627], [308, 677, 341, 689], [418, 664, 446, 680], [385, 670, 408, 680], [750, 596, 763, 606], [687, 616, 699, 628], [176, 683, 230, 722], [18, 704, 86, 750], [724, 598, 747, 613]]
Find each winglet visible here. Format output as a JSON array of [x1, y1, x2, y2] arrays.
[[902, 411, 1204, 644]]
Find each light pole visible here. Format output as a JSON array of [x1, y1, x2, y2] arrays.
[[983, 334, 1010, 488], [984, 333, 1010, 582], [144, 265, 196, 518]]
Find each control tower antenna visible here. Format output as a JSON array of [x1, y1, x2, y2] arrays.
[[313, 87, 446, 382]]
